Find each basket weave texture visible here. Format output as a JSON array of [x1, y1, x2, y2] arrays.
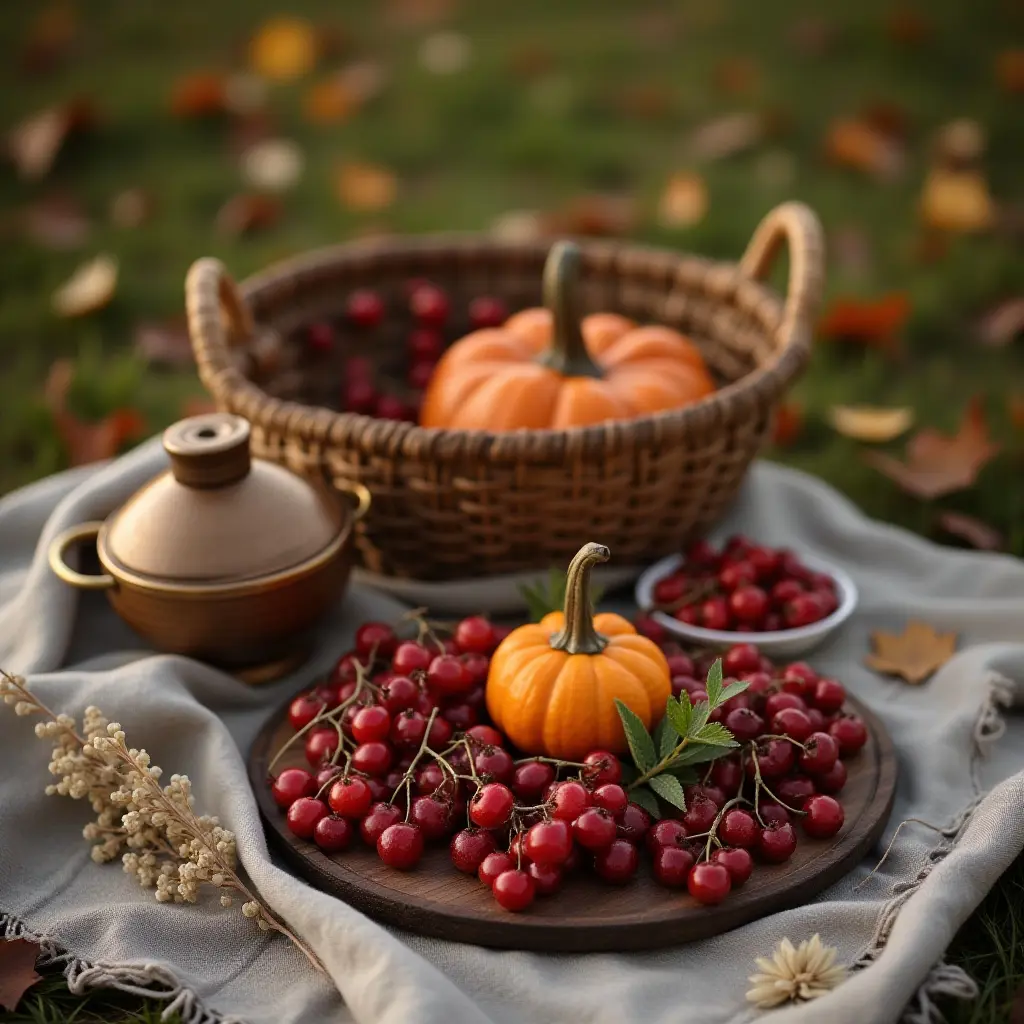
[[186, 202, 824, 581]]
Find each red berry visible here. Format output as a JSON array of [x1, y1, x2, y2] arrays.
[[351, 705, 391, 744], [719, 808, 758, 848], [700, 596, 732, 631], [379, 675, 419, 715], [799, 732, 839, 774], [459, 653, 490, 687], [814, 758, 848, 794], [328, 776, 373, 819], [654, 574, 688, 605], [687, 861, 732, 904], [780, 661, 818, 696], [770, 579, 804, 605], [351, 741, 393, 777], [470, 783, 515, 829], [675, 605, 701, 626], [758, 801, 791, 826], [409, 795, 453, 841], [304, 727, 340, 767], [442, 702, 477, 730], [313, 814, 353, 852], [453, 615, 497, 655], [407, 360, 436, 390], [723, 643, 761, 676], [468, 295, 508, 329], [633, 613, 669, 644], [802, 795, 845, 838], [478, 851, 515, 887], [771, 707, 814, 743], [646, 818, 689, 852], [682, 795, 718, 835], [653, 844, 696, 887], [426, 654, 470, 695], [527, 860, 563, 896], [415, 762, 447, 795], [784, 593, 827, 628], [743, 670, 774, 695], [582, 751, 623, 787], [347, 289, 385, 328], [513, 760, 556, 802], [376, 394, 410, 421], [474, 745, 514, 784], [550, 781, 590, 822], [448, 828, 495, 873], [711, 757, 744, 795], [407, 327, 444, 362], [343, 377, 377, 414], [829, 714, 868, 756], [812, 678, 847, 714], [390, 710, 428, 749], [748, 737, 796, 779], [524, 819, 574, 865], [392, 642, 433, 677], [377, 822, 424, 870], [815, 588, 840, 615], [354, 621, 397, 659], [747, 546, 782, 580], [758, 821, 798, 863], [712, 846, 753, 885], [685, 539, 720, 567], [776, 775, 816, 805], [314, 764, 343, 792], [616, 802, 652, 843], [466, 724, 504, 748], [763, 613, 784, 631], [764, 691, 808, 718], [730, 585, 769, 624], [492, 869, 535, 911], [507, 830, 531, 865], [719, 561, 758, 592], [271, 768, 314, 809], [573, 807, 618, 850], [594, 839, 639, 883], [307, 321, 334, 353], [410, 283, 449, 327], [288, 692, 325, 732], [724, 706, 765, 742], [685, 783, 726, 809], [360, 802, 402, 846], [591, 784, 628, 816], [286, 796, 328, 839], [665, 652, 696, 678]]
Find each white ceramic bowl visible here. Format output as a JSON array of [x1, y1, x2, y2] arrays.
[[634, 551, 858, 658]]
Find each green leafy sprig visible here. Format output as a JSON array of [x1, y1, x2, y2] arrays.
[[615, 659, 748, 820], [520, 566, 605, 622]]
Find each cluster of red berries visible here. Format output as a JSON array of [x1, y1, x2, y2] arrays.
[[266, 608, 867, 914], [303, 282, 507, 423], [651, 534, 841, 633]]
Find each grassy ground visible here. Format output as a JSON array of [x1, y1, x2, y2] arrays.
[[1, 0, 1022, 1020]]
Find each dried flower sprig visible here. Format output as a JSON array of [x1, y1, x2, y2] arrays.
[[746, 934, 846, 1009], [0, 668, 324, 974]]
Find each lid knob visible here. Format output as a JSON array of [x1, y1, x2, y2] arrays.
[[163, 413, 252, 488]]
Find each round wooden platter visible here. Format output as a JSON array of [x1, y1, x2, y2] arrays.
[[248, 693, 897, 953]]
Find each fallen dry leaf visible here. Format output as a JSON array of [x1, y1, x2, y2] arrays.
[[920, 168, 995, 233], [560, 193, 636, 237], [1009, 393, 1024, 432], [214, 193, 282, 237], [819, 293, 910, 348], [937, 511, 1004, 552], [418, 30, 472, 75], [658, 172, 708, 229], [134, 319, 193, 368], [995, 49, 1024, 94], [20, 2, 77, 74], [240, 138, 304, 192], [712, 56, 760, 96], [168, 72, 228, 118], [44, 360, 146, 467], [336, 162, 397, 211], [109, 187, 154, 229], [52, 254, 117, 317], [506, 43, 554, 80], [303, 77, 359, 124], [23, 192, 90, 249], [824, 117, 905, 181], [616, 82, 674, 121], [976, 297, 1024, 348], [385, 0, 455, 29], [772, 401, 803, 447], [0, 938, 42, 1012], [787, 15, 838, 57], [934, 118, 986, 170], [863, 398, 1000, 500], [6, 99, 93, 179], [249, 17, 318, 81], [828, 405, 914, 443], [865, 620, 957, 684], [686, 112, 764, 162], [223, 73, 269, 116], [884, 7, 932, 46]]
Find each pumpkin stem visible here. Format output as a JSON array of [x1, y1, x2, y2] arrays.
[[549, 542, 610, 655], [536, 242, 604, 379]]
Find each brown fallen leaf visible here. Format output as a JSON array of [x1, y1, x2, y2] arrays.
[[1009, 393, 1024, 432], [0, 938, 43, 1012], [787, 16, 838, 57], [884, 7, 932, 46], [6, 98, 93, 180], [920, 168, 995, 233], [772, 401, 803, 447], [658, 173, 708, 229], [20, 2, 77, 75], [976, 297, 1024, 348], [828, 405, 914, 443], [560, 193, 636, 237], [933, 118, 986, 170], [249, 17, 318, 81], [45, 360, 146, 467], [865, 620, 957, 684], [617, 82, 674, 120], [52, 254, 117, 318], [863, 398, 1000, 500], [23, 192, 91, 249], [824, 117, 905, 181], [303, 77, 359, 124], [937, 511, 1004, 552], [109, 187, 154, 229], [686, 112, 764, 162], [215, 193, 281, 237], [336, 162, 397, 212], [385, 0, 455, 29], [168, 72, 228, 118], [134, 319, 193, 368], [712, 56, 760, 96], [995, 49, 1024, 94], [819, 293, 910, 348]]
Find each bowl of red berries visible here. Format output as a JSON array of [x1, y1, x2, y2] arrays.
[[635, 535, 857, 657]]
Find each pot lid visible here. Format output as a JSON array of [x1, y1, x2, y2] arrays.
[[103, 414, 345, 584]]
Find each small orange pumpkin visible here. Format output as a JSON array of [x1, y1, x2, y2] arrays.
[[419, 242, 715, 431], [486, 542, 671, 760]]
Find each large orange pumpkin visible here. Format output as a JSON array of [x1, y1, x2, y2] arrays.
[[486, 542, 671, 760], [420, 241, 715, 431]]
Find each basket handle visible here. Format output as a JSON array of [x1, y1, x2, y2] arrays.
[[739, 201, 825, 336]]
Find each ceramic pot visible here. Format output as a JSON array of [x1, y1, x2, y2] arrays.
[[49, 413, 369, 682]]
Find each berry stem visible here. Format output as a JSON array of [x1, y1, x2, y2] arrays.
[[512, 755, 588, 769], [393, 708, 440, 814], [747, 744, 806, 819]]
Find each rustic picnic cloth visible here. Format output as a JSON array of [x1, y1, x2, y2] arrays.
[[1, 436, 1022, 1024]]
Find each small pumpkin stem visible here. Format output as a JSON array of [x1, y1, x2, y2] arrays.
[[549, 542, 610, 655], [536, 242, 604, 379]]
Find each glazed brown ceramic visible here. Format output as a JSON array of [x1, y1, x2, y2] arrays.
[[49, 413, 370, 681]]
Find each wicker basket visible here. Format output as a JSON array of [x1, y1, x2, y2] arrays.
[[185, 201, 824, 581]]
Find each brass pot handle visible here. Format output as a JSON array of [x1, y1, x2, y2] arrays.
[[48, 523, 116, 591], [334, 482, 371, 523]]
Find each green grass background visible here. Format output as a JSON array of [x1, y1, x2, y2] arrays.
[[1, 0, 1022, 1020]]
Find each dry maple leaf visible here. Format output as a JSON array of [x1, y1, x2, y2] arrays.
[[0, 938, 42, 1012], [168, 72, 227, 118], [20, 1, 77, 74], [995, 49, 1024, 94], [658, 173, 708, 229], [772, 401, 803, 447], [336, 162, 397, 212], [819, 293, 910, 348], [249, 17, 318, 81], [214, 193, 282, 237], [865, 620, 957, 684], [937, 511, 1004, 552], [828, 405, 914, 443], [6, 98, 93, 180], [109, 187, 154, 229], [920, 168, 995, 233], [824, 118, 904, 181], [863, 398, 1000, 500], [52, 254, 117, 317], [976, 298, 1024, 348], [303, 77, 359, 124], [687, 112, 763, 162]]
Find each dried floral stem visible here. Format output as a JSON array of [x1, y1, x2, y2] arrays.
[[853, 817, 946, 891]]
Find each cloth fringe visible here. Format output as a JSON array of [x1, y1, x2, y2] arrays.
[[1, 910, 242, 1024]]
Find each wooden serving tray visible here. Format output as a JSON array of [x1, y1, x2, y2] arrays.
[[249, 693, 896, 952]]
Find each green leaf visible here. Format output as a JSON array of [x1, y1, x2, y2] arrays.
[[518, 566, 605, 622], [672, 742, 728, 767], [688, 700, 711, 737], [705, 658, 724, 708], [653, 715, 677, 759], [694, 722, 739, 747], [718, 679, 750, 705], [649, 772, 687, 811], [614, 699, 657, 772], [618, 760, 639, 786], [664, 764, 699, 785], [629, 785, 661, 820], [666, 692, 691, 739]]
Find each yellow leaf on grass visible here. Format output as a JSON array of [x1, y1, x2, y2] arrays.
[[828, 405, 914, 443], [336, 162, 397, 211], [920, 168, 994, 233], [864, 620, 957, 685], [52, 254, 117, 317], [658, 172, 708, 229], [249, 17, 317, 81]]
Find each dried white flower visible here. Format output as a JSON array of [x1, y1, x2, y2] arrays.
[[746, 935, 846, 1010]]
